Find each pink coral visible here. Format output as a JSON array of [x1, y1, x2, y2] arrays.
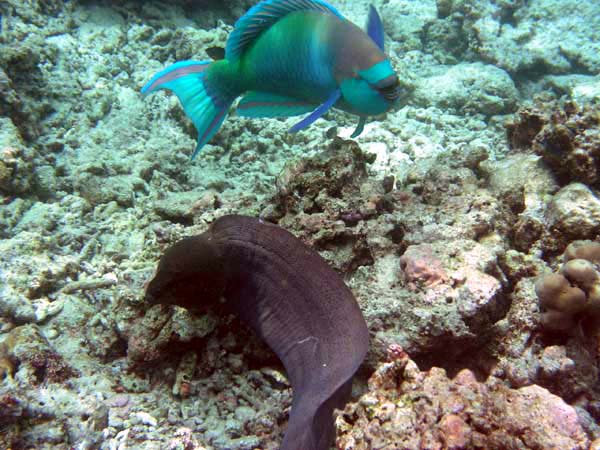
[[400, 244, 449, 290], [337, 353, 590, 450]]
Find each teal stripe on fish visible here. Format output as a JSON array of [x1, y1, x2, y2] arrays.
[[340, 77, 388, 115], [141, 61, 211, 95], [237, 91, 316, 117], [358, 59, 395, 85]]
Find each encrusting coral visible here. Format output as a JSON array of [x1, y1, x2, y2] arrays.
[[536, 240, 600, 331], [0, 324, 76, 384], [506, 100, 600, 187], [399, 243, 449, 290], [335, 345, 590, 449]]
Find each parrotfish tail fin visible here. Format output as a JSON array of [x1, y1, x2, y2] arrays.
[[366, 4, 385, 51], [141, 60, 235, 159], [289, 89, 341, 133]]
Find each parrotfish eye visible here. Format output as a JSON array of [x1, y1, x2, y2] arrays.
[[375, 75, 401, 102]]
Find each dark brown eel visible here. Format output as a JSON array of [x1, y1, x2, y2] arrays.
[[145, 214, 369, 450]]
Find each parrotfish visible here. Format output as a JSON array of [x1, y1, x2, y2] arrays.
[[142, 0, 403, 158]]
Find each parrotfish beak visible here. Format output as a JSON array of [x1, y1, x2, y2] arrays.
[[374, 74, 402, 103]]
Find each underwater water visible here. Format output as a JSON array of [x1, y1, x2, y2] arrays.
[[1, 0, 600, 448]]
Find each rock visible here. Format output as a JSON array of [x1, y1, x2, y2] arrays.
[[0, 67, 22, 120], [364, 239, 506, 363], [337, 353, 590, 450], [122, 304, 218, 366], [380, 0, 437, 51], [0, 293, 36, 324], [433, 0, 600, 75], [481, 153, 558, 252], [131, 411, 158, 427], [75, 173, 144, 207], [483, 153, 557, 209], [154, 190, 218, 224], [507, 101, 600, 188], [0, 118, 35, 195], [1, 324, 77, 384], [413, 63, 518, 115], [173, 351, 197, 398], [543, 74, 600, 104], [546, 183, 600, 240], [400, 244, 449, 289]]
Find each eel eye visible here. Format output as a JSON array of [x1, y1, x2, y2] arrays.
[[376, 77, 401, 102]]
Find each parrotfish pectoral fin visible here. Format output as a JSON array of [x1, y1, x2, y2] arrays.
[[225, 0, 344, 60], [142, 60, 235, 159], [237, 92, 316, 118], [366, 5, 385, 51], [351, 116, 367, 138], [289, 89, 341, 133]]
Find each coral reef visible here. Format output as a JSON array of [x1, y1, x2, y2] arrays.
[[506, 100, 600, 187], [0, 324, 77, 384], [0, 118, 35, 197], [413, 62, 519, 115], [400, 244, 449, 289], [536, 240, 600, 331], [123, 304, 218, 367], [336, 349, 591, 450], [263, 137, 378, 273], [0, 0, 599, 448], [424, 0, 600, 75], [539, 182, 600, 256]]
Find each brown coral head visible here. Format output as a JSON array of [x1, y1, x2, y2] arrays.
[[535, 273, 586, 314], [561, 258, 599, 291], [505, 108, 545, 150], [586, 284, 600, 317], [540, 309, 576, 332], [564, 241, 600, 264]]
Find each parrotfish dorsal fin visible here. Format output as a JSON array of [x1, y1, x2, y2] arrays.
[[225, 0, 344, 60], [366, 4, 384, 51]]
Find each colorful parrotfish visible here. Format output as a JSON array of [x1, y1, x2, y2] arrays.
[[142, 0, 403, 159]]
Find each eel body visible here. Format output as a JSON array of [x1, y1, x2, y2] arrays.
[[145, 215, 369, 450]]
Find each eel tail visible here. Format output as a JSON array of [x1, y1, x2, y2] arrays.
[[141, 60, 237, 159]]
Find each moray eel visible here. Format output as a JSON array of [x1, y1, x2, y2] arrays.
[[145, 215, 369, 450]]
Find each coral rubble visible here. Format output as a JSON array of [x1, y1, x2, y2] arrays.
[[336, 350, 590, 450], [507, 101, 600, 187]]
